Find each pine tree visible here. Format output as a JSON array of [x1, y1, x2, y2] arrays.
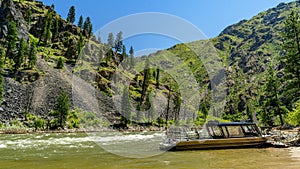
[[261, 64, 285, 126], [122, 45, 127, 59], [140, 58, 151, 105], [78, 15, 83, 28], [66, 6, 76, 24], [281, 11, 300, 105], [40, 10, 52, 45], [114, 31, 123, 53], [129, 46, 134, 68], [52, 91, 70, 128], [14, 38, 26, 71], [83, 17, 92, 37], [120, 87, 132, 125], [107, 33, 114, 48], [156, 69, 160, 88], [97, 32, 101, 43], [52, 16, 59, 42], [28, 41, 37, 69], [6, 21, 18, 62]]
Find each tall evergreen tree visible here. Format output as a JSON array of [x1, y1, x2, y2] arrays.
[[120, 87, 132, 125], [77, 15, 83, 28], [40, 10, 52, 45], [14, 38, 26, 71], [281, 11, 300, 105], [6, 21, 18, 62], [114, 31, 123, 53], [66, 6, 76, 23], [83, 17, 92, 37], [51, 91, 70, 128], [122, 45, 126, 58], [107, 33, 114, 49], [97, 32, 101, 43], [156, 69, 160, 88], [140, 58, 151, 105], [51, 4, 55, 10], [129, 46, 134, 68], [28, 41, 37, 69], [52, 16, 59, 42], [261, 64, 285, 126]]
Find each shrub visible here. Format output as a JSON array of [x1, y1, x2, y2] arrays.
[[56, 57, 64, 69], [287, 103, 300, 126], [34, 117, 45, 130]]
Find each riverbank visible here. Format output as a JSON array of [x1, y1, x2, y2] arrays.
[[263, 127, 300, 147], [0, 125, 165, 134]]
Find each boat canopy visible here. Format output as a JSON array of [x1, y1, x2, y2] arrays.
[[206, 121, 262, 139]]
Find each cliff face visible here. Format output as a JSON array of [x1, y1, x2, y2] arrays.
[[0, 0, 117, 124]]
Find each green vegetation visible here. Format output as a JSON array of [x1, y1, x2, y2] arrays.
[[78, 15, 83, 28], [56, 57, 64, 69], [66, 6, 76, 24], [2, 0, 300, 131], [50, 91, 70, 129], [281, 10, 300, 106]]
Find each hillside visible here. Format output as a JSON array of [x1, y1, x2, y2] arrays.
[[146, 1, 300, 123], [0, 0, 299, 129], [0, 0, 117, 126]]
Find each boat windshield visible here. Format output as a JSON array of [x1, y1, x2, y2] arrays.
[[206, 122, 261, 139]]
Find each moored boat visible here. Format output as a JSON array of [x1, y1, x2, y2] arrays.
[[160, 121, 267, 151]]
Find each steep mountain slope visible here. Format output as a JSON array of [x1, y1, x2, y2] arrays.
[[147, 1, 300, 121], [0, 0, 298, 126]]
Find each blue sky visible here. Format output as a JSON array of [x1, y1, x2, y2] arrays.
[[41, 0, 294, 55]]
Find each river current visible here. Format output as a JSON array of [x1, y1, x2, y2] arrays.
[[1, 132, 300, 169]]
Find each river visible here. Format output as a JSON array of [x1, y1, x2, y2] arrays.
[[1, 132, 300, 169]]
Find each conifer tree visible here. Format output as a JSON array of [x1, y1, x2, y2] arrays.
[[281, 11, 300, 105], [52, 16, 59, 42], [129, 46, 134, 68], [261, 64, 284, 126], [40, 10, 53, 45], [28, 41, 37, 69], [66, 6, 76, 24], [122, 45, 126, 58], [51, 91, 70, 128], [14, 38, 26, 71], [120, 87, 132, 125], [140, 58, 151, 105], [114, 31, 123, 53], [107, 33, 114, 49], [78, 15, 83, 28], [6, 21, 18, 62], [83, 17, 93, 37]]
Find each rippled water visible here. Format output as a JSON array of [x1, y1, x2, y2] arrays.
[[1, 132, 300, 169]]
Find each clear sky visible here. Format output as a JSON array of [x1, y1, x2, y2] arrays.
[[41, 0, 294, 55]]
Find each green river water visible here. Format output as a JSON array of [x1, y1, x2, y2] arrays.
[[1, 132, 300, 169]]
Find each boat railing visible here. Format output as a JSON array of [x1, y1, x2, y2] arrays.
[[166, 126, 204, 141]]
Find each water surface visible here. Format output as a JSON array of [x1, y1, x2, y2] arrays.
[[0, 132, 300, 169]]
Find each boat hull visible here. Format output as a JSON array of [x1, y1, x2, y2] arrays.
[[160, 137, 267, 151]]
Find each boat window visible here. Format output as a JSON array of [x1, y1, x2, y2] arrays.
[[221, 126, 229, 137], [226, 126, 244, 138], [208, 126, 223, 138], [242, 125, 259, 136]]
